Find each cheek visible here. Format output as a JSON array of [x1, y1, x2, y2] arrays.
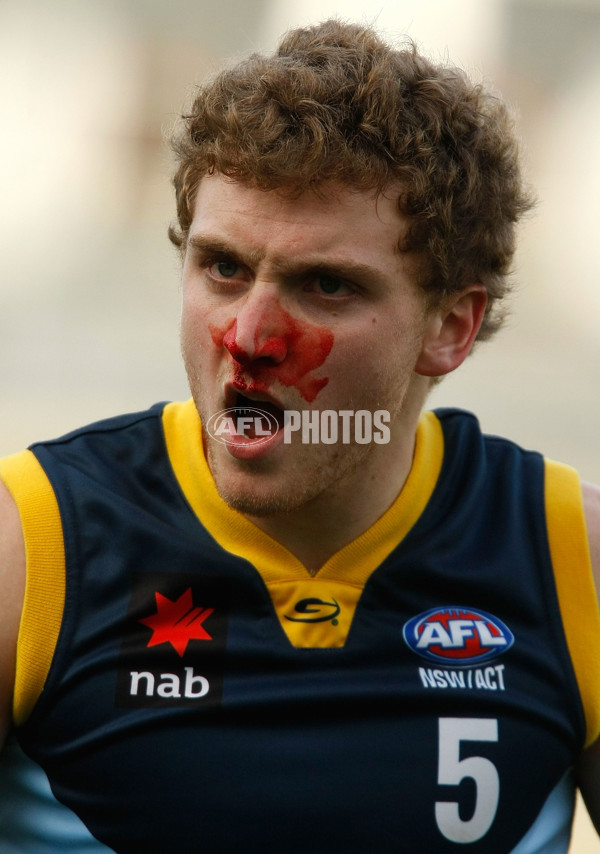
[[180, 303, 222, 375], [330, 319, 418, 397], [209, 321, 230, 349], [277, 322, 334, 402]]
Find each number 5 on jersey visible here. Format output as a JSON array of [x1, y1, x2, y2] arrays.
[[436, 717, 500, 843]]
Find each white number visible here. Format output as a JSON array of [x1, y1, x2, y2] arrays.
[[436, 717, 499, 844]]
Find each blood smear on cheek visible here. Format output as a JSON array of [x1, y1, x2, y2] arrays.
[[209, 323, 229, 348]]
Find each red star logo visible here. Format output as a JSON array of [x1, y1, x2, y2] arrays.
[[139, 588, 214, 657]]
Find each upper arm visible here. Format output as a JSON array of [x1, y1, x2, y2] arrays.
[[0, 478, 25, 747], [576, 481, 600, 830], [583, 482, 600, 591]]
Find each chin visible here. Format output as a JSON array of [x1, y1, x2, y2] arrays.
[[211, 448, 370, 523], [214, 478, 308, 518], [205, 447, 292, 516]]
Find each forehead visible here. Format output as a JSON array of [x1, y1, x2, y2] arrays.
[[188, 174, 407, 271]]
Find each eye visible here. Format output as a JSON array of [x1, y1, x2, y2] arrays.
[[311, 274, 353, 297], [319, 275, 342, 294], [211, 259, 240, 279]]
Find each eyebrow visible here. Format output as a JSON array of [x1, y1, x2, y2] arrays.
[[186, 232, 390, 287], [186, 234, 265, 267]]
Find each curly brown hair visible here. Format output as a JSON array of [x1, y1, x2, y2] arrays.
[[169, 19, 534, 340]]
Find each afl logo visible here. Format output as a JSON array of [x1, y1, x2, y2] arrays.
[[403, 607, 514, 666], [206, 407, 279, 445]]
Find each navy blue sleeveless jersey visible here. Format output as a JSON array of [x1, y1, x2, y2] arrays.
[[1, 401, 599, 853]]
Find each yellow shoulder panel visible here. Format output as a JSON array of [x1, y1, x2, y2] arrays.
[[0, 450, 66, 726], [545, 458, 600, 747]]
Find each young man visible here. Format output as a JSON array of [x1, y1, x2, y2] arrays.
[[1, 18, 599, 853]]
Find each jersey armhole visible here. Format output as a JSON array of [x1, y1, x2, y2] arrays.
[[0, 450, 66, 726], [545, 458, 600, 747]]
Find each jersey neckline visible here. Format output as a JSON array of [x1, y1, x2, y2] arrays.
[[162, 399, 444, 586]]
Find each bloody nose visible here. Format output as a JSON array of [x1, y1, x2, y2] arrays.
[[223, 322, 251, 365], [223, 319, 288, 365]]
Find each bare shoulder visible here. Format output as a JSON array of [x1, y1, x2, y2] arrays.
[[0, 477, 25, 745], [583, 481, 600, 588], [577, 483, 600, 830], [583, 481, 600, 541]]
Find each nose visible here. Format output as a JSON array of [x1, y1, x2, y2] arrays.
[[223, 288, 290, 365]]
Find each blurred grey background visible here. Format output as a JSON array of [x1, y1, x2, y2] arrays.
[[1, 0, 599, 848]]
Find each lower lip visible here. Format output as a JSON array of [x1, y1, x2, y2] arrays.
[[220, 425, 285, 461]]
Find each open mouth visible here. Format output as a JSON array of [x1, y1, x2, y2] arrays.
[[204, 385, 290, 462], [204, 391, 287, 452], [233, 393, 284, 438]]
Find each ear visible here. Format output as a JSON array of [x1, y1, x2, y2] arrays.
[[415, 285, 488, 377]]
